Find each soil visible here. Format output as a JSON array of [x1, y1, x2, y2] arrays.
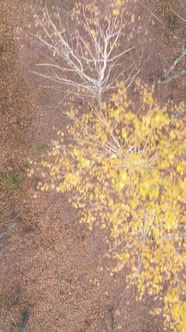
[[0, 0, 185, 331]]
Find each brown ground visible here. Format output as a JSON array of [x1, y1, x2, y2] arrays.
[[0, 0, 185, 331]]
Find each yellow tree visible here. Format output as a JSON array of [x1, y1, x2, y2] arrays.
[[33, 81, 186, 331]]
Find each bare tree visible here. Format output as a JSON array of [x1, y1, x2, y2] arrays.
[[32, 1, 141, 106]]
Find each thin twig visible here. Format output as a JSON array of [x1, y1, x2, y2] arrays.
[[169, 5, 186, 22]]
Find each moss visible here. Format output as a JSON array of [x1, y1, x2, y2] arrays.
[[3, 171, 25, 191]]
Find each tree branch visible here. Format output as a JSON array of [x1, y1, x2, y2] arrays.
[[161, 47, 186, 83]]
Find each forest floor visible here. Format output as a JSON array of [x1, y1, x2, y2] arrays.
[[0, 0, 185, 331]]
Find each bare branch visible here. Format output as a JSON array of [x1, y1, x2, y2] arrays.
[[33, 3, 140, 105], [169, 5, 186, 22], [161, 47, 186, 83], [0, 216, 20, 240], [108, 306, 115, 332], [19, 311, 29, 332], [161, 69, 186, 84]]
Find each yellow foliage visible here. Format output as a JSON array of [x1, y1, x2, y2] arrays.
[[36, 81, 185, 331]]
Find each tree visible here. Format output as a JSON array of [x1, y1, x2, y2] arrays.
[[33, 81, 186, 331], [32, 0, 142, 106]]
